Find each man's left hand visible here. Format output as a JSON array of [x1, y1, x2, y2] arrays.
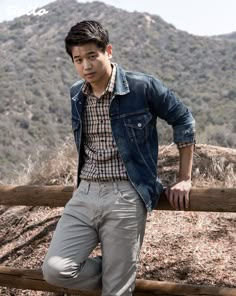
[[165, 180, 192, 210]]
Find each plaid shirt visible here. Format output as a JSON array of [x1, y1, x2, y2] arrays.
[[177, 141, 195, 149], [80, 64, 129, 181], [80, 64, 195, 181]]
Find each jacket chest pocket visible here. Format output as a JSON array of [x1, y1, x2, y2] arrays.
[[124, 113, 152, 144]]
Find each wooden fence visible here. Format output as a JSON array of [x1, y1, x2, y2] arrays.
[[0, 185, 236, 296]]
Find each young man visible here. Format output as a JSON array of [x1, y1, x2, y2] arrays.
[[43, 20, 195, 295]]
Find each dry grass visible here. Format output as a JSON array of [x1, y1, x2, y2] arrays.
[[10, 140, 236, 188], [159, 143, 236, 188], [12, 137, 77, 186], [0, 141, 236, 295]]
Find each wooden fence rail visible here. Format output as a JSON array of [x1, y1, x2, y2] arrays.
[[1, 185, 236, 295], [0, 266, 235, 296], [0, 185, 236, 211]]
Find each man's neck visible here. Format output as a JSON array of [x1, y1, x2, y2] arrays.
[[91, 65, 112, 98]]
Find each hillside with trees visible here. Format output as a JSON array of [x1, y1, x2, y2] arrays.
[[0, 0, 236, 179]]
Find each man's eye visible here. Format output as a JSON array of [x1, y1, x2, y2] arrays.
[[89, 55, 96, 60]]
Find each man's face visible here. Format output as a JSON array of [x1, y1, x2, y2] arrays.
[[71, 42, 112, 86]]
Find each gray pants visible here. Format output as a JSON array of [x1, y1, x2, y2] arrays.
[[42, 180, 147, 296]]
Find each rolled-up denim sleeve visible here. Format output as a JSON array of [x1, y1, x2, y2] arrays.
[[148, 76, 195, 143]]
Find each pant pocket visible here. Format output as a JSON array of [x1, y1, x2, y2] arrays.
[[118, 183, 144, 206]]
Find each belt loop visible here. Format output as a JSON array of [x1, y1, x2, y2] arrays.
[[86, 181, 90, 194], [113, 182, 118, 194]]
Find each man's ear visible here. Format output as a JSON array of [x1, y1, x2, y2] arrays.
[[106, 44, 112, 59]]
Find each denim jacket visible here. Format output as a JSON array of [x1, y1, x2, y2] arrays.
[[70, 64, 195, 212]]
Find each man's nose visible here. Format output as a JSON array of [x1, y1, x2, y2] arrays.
[[83, 60, 92, 70]]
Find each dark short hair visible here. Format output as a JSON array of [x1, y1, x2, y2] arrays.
[[65, 20, 109, 61]]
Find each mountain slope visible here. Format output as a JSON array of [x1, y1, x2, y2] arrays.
[[0, 0, 236, 178]]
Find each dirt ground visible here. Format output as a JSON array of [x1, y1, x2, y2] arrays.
[[0, 144, 235, 295]]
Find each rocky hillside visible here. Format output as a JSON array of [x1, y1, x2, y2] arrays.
[[0, 0, 236, 179], [216, 31, 236, 41]]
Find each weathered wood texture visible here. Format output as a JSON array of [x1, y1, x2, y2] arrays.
[[0, 266, 235, 296], [0, 185, 236, 212]]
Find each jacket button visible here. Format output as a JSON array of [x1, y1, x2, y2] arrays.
[[137, 123, 142, 127]]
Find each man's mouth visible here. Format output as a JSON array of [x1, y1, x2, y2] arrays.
[[85, 72, 96, 78]]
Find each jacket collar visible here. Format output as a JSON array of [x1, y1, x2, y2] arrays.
[[113, 63, 130, 96]]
